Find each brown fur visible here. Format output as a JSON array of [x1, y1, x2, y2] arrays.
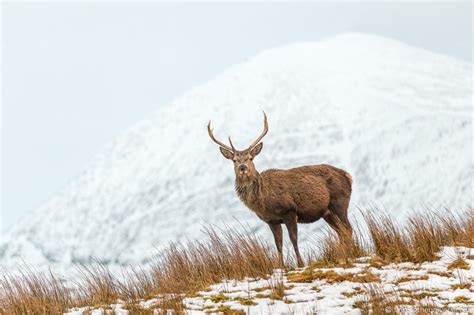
[[237, 164, 352, 226], [208, 114, 353, 267]]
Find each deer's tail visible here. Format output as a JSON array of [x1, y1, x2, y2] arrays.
[[344, 171, 353, 185]]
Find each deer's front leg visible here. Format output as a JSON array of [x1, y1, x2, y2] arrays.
[[284, 213, 304, 267], [268, 223, 284, 267]]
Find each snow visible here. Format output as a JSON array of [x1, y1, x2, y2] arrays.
[[0, 32, 472, 271], [64, 246, 474, 314]]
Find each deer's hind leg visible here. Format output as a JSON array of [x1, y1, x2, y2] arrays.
[[323, 210, 353, 241], [322, 210, 354, 264], [326, 193, 353, 240], [323, 208, 354, 262]]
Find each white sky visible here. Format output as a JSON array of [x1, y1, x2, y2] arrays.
[[1, 2, 472, 233]]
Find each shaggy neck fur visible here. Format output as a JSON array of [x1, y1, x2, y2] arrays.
[[235, 172, 263, 211]]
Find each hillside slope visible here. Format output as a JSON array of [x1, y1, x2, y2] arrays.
[[1, 33, 472, 269]]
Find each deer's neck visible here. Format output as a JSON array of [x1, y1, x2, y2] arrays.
[[235, 172, 264, 212]]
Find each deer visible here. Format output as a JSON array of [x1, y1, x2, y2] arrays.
[[207, 112, 353, 267]]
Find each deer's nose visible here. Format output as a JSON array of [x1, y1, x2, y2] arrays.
[[239, 164, 248, 172]]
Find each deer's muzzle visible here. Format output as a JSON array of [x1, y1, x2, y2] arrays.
[[238, 164, 248, 173]]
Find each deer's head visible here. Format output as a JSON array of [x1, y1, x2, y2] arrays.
[[208, 112, 268, 181]]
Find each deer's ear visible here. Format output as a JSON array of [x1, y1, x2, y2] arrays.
[[250, 142, 263, 158], [219, 147, 234, 160]]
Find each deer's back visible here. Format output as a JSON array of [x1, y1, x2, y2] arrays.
[[260, 164, 352, 221]]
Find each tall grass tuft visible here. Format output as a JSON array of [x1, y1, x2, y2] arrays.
[[406, 211, 446, 262], [0, 266, 73, 314], [356, 283, 441, 315], [361, 208, 473, 263], [307, 223, 368, 267], [118, 266, 157, 302], [151, 225, 280, 294], [363, 211, 411, 262], [75, 261, 120, 306], [438, 209, 473, 247]]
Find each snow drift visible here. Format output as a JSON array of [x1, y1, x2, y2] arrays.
[[1, 33, 472, 270]]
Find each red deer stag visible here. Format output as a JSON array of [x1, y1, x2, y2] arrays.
[[207, 112, 353, 267]]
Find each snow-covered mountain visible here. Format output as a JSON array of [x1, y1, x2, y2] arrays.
[[1, 33, 472, 270]]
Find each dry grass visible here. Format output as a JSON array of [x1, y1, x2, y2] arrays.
[[1, 208, 472, 313], [448, 257, 470, 270], [288, 268, 379, 284], [363, 211, 412, 262], [268, 279, 287, 300], [124, 294, 184, 314], [234, 296, 257, 306], [399, 291, 437, 299], [213, 305, 245, 314], [308, 223, 368, 267], [208, 293, 229, 303], [0, 225, 279, 313], [155, 294, 185, 313], [393, 275, 429, 285], [150, 226, 280, 294], [405, 212, 445, 262], [0, 266, 73, 314], [118, 266, 156, 301], [75, 261, 120, 306], [306, 208, 473, 270], [451, 283, 470, 290], [428, 270, 452, 277], [362, 208, 473, 264], [354, 283, 443, 315], [354, 284, 401, 315], [439, 210, 474, 248], [454, 295, 472, 303]]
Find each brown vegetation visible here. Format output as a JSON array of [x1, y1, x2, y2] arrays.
[[0, 208, 472, 313], [234, 296, 257, 306], [448, 257, 470, 270], [306, 222, 367, 267], [393, 275, 429, 285], [362, 209, 473, 264], [0, 266, 73, 314], [268, 279, 287, 300], [354, 283, 442, 315], [0, 225, 277, 314], [287, 268, 379, 284]]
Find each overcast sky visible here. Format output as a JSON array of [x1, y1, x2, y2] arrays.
[[1, 2, 472, 233]]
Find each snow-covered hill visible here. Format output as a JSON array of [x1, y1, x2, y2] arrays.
[[1, 33, 472, 270]]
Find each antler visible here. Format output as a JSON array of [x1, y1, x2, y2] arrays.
[[228, 137, 236, 151], [247, 111, 268, 149], [207, 121, 234, 152]]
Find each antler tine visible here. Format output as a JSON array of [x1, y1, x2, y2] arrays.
[[207, 121, 234, 151], [228, 137, 236, 151], [248, 111, 268, 149]]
